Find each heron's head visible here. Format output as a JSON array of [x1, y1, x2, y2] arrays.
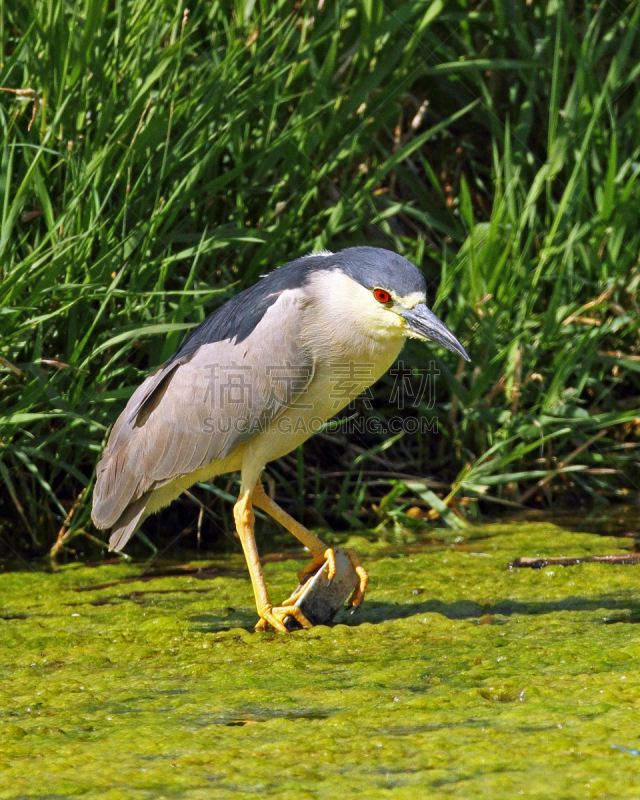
[[309, 247, 470, 361]]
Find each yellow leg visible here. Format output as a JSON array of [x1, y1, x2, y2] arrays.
[[233, 490, 312, 633], [251, 482, 368, 607]]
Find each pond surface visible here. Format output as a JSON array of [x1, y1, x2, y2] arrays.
[[1, 521, 640, 798]]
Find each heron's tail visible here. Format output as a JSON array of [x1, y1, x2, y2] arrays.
[[101, 492, 151, 552]]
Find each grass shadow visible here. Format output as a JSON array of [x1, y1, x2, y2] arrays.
[[336, 595, 640, 626], [186, 594, 640, 634]]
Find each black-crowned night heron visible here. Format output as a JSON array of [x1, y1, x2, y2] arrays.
[[92, 247, 469, 632]]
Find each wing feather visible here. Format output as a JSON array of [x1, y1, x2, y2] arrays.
[[92, 290, 313, 533]]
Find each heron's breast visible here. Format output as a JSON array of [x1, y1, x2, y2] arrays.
[[242, 334, 404, 469]]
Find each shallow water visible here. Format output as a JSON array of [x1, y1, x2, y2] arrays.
[[1, 521, 640, 798]]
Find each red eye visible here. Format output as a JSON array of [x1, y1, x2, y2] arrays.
[[374, 288, 391, 304]]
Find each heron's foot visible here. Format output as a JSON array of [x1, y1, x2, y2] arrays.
[[254, 604, 313, 633], [297, 548, 337, 585], [279, 581, 307, 607], [343, 548, 368, 607]]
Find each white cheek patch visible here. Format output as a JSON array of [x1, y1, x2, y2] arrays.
[[395, 291, 426, 310], [309, 271, 407, 337]]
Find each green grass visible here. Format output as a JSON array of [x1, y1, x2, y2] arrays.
[[0, 0, 639, 557]]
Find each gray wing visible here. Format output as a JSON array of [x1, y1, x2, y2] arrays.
[[92, 289, 313, 537]]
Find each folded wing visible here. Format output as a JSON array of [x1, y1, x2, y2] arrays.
[[92, 290, 314, 541]]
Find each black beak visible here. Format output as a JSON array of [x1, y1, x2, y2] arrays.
[[401, 304, 470, 361]]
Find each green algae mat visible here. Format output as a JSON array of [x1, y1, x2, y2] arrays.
[[2, 521, 640, 799]]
